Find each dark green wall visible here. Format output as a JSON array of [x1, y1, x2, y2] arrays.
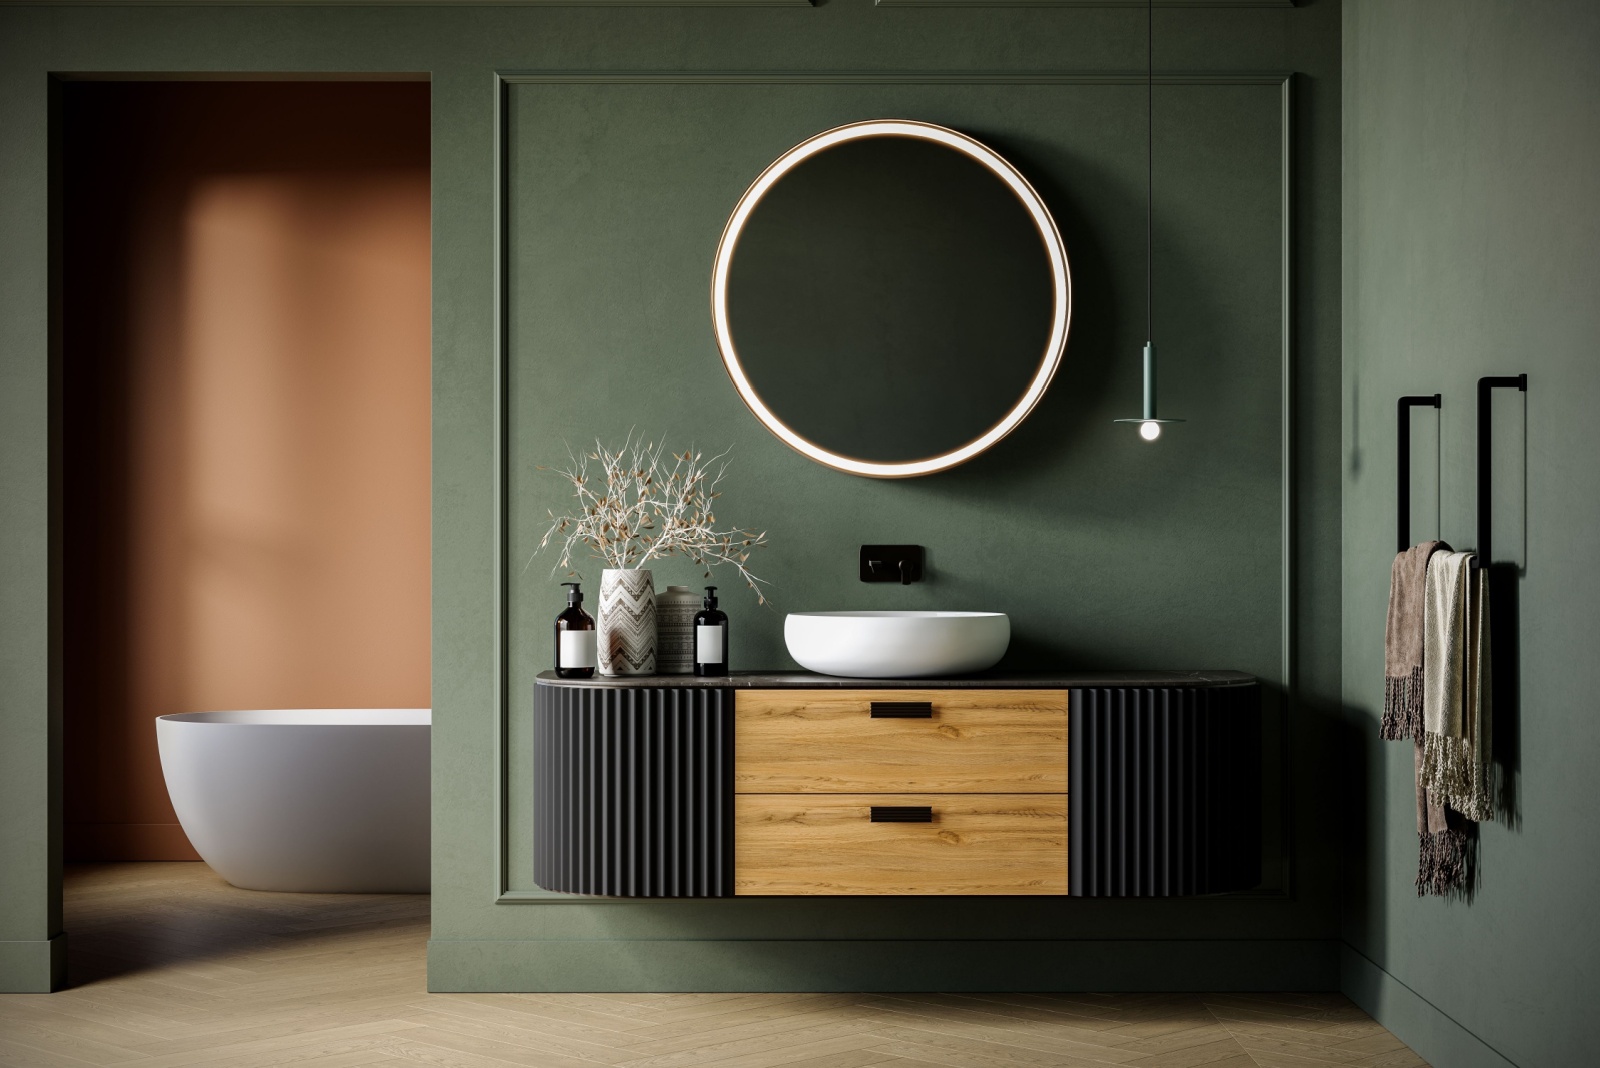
[[1341, 3, 1600, 1066], [0, 0, 1342, 993]]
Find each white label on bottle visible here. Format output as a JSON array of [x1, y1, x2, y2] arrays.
[[560, 630, 596, 669], [696, 625, 724, 664]]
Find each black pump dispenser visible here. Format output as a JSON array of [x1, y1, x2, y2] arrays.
[[554, 581, 597, 679], [693, 585, 729, 677]]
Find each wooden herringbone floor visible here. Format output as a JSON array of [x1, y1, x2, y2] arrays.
[[0, 864, 1428, 1068]]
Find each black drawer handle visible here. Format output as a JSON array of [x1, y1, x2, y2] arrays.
[[870, 701, 933, 719], [871, 806, 934, 823]]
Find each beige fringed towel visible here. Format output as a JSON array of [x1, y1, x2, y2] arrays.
[[1422, 551, 1494, 822], [1382, 541, 1489, 896], [1407, 549, 1493, 896], [1383, 541, 1448, 741]]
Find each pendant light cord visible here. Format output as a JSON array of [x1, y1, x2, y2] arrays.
[[1146, 0, 1153, 347]]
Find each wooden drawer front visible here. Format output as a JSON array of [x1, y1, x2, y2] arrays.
[[735, 689, 1067, 793], [735, 794, 1067, 896]]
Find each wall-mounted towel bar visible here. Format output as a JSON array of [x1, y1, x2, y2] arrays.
[[1478, 374, 1528, 565], [1395, 376, 1528, 558], [1397, 394, 1441, 553]]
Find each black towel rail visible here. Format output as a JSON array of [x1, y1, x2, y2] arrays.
[[1397, 394, 1442, 553], [1477, 373, 1528, 565], [1396, 377, 1528, 559]]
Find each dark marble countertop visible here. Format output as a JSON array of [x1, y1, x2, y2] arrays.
[[534, 669, 1257, 689]]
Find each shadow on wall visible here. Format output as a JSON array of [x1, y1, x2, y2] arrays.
[[1487, 562, 1521, 829], [62, 82, 432, 863]]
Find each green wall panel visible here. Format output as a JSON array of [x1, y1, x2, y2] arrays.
[[502, 75, 1289, 918], [0, 0, 1342, 993], [1342, 2, 1600, 1065]]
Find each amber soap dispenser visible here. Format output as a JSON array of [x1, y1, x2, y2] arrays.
[[554, 581, 596, 679], [693, 585, 729, 677]]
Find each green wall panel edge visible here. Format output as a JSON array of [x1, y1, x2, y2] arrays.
[[428, 938, 1340, 992], [1340, 945, 1518, 1068], [0, 48, 61, 995], [0, 935, 68, 994]]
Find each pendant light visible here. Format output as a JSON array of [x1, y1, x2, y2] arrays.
[[1114, 0, 1183, 442]]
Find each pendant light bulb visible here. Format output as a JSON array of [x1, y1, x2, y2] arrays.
[[1113, 0, 1183, 440], [1114, 343, 1183, 434]]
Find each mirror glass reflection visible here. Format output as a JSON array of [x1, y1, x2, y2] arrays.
[[720, 128, 1065, 472]]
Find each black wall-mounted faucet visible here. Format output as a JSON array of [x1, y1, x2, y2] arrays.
[[860, 545, 924, 585]]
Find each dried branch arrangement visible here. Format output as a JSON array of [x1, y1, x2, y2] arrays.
[[535, 433, 770, 603]]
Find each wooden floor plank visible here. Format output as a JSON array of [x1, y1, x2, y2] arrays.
[[613, 1017, 880, 1068], [1198, 997, 1431, 1068], [730, 1050, 886, 1068], [666, 1033, 884, 1068], [1367, 1049, 1429, 1068], [859, 997, 1149, 1057], [862, 1036, 1127, 1068], [851, 1008, 1147, 1064], [0, 1035, 109, 1068], [870, 1021, 1143, 1068], [437, 996, 655, 1050], [1124, 1037, 1258, 1068], [404, 1009, 639, 1065], [399, 1025, 625, 1068]]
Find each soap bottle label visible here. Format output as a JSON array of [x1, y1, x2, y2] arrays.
[[560, 630, 597, 669], [695, 625, 724, 664]]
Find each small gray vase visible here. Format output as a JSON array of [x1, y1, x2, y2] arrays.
[[654, 585, 700, 675]]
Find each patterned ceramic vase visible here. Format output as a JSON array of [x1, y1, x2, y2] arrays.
[[653, 585, 700, 675], [598, 568, 656, 676]]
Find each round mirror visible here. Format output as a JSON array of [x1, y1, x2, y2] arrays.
[[712, 120, 1071, 478]]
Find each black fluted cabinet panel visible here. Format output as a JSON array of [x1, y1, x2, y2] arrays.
[[1070, 685, 1262, 896], [534, 685, 734, 897]]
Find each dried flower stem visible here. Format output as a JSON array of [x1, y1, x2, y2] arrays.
[[534, 433, 769, 604]]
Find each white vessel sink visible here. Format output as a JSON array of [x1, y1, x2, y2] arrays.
[[784, 611, 1011, 679]]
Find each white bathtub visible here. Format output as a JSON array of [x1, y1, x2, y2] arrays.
[[156, 709, 430, 893]]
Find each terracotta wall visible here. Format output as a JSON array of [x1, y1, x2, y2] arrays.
[[63, 83, 431, 860]]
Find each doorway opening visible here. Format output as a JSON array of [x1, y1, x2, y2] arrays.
[[61, 79, 431, 981]]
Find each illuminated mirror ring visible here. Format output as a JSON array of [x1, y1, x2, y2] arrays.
[[711, 119, 1072, 479]]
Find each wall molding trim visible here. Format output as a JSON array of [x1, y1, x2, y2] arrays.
[[490, 69, 1296, 906], [3, 0, 1292, 5], [0, 935, 68, 994], [876, 1, 1291, 7], [1340, 943, 1520, 1068], [9, 1, 815, 7], [497, 71, 1292, 85], [3, 0, 1291, 5], [430, 937, 1339, 992]]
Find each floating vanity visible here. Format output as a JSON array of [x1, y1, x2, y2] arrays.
[[534, 672, 1261, 899]]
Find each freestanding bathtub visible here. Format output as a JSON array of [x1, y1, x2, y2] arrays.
[[156, 709, 430, 893]]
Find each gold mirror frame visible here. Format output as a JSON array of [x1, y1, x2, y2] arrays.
[[711, 119, 1072, 479]]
